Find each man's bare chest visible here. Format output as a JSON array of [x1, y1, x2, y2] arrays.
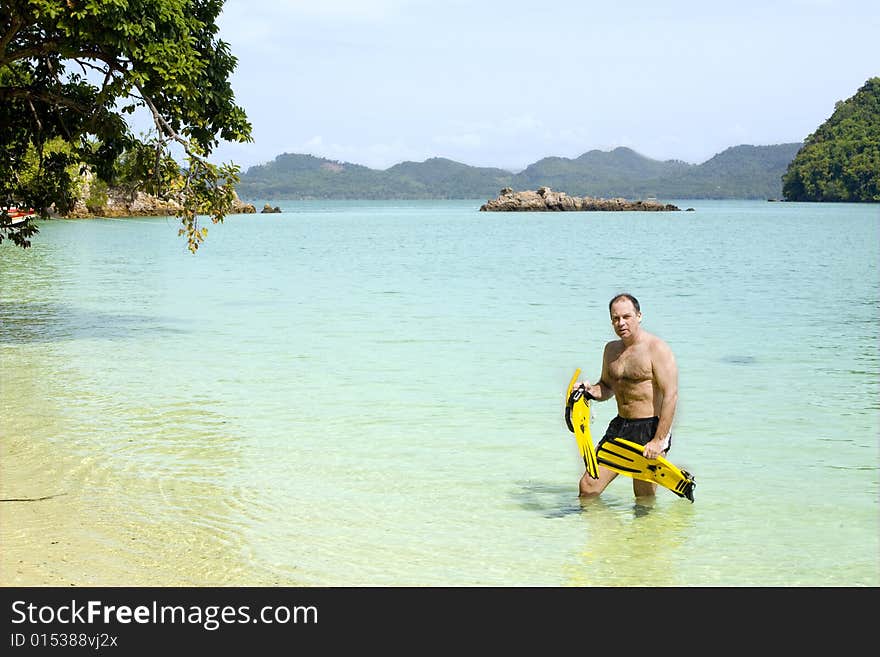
[[608, 347, 653, 383]]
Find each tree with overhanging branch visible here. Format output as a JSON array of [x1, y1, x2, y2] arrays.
[[0, 0, 252, 251]]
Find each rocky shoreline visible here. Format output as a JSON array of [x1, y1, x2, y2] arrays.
[[55, 185, 256, 219], [480, 187, 680, 212]]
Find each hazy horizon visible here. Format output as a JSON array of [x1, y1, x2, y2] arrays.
[[244, 141, 803, 175]]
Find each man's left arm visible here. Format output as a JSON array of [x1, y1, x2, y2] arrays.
[[645, 340, 679, 459]]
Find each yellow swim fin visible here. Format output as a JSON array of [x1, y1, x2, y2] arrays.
[[596, 436, 696, 502], [564, 369, 599, 479]]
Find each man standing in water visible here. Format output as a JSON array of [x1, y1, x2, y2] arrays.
[[576, 293, 679, 498]]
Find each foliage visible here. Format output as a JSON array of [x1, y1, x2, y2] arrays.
[[15, 136, 83, 204], [85, 178, 108, 213], [0, 0, 252, 250], [236, 145, 803, 201], [782, 78, 880, 202]]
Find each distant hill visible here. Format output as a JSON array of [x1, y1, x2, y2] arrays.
[[385, 158, 513, 198], [657, 144, 805, 199], [236, 144, 803, 201], [783, 77, 880, 202], [513, 148, 692, 198], [509, 145, 803, 199]]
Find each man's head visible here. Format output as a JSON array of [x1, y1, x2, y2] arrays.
[[609, 293, 642, 341]]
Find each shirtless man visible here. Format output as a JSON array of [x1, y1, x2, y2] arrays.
[[576, 293, 679, 498]]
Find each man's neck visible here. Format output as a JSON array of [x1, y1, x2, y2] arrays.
[[621, 328, 642, 348]]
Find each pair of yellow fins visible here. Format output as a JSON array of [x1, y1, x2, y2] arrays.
[[564, 369, 696, 502]]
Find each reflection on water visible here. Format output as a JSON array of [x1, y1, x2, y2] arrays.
[[511, 481, 584, 519], [563, 495, 695, 586], [513, 479, 696, 586], [0, 300, 191, 344], [721, 354, 757, 365]]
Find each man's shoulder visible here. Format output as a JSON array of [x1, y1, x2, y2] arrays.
[[603, 339, 623, 352], [646, 332, 674, 356]]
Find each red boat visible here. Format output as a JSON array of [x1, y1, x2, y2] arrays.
[[3, 206, 36, 226]]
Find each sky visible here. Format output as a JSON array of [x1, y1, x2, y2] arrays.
[[205, 0, 879, 173]]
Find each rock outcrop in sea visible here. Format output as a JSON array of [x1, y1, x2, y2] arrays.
[[58, 188, 256, 218], [479, 187, 680, 212], [51, 169, 257, 218]]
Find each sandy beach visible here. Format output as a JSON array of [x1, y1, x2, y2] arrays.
[[0, 437, 284, 587], [1, 442, 86, 586]]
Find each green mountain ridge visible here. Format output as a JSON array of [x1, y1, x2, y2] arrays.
[[782, 77, 880, 202], [236, 144, 804, 201]]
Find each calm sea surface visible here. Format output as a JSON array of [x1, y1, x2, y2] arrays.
[[1, 199, 877, 586]]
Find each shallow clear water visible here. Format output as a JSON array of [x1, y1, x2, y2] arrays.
[[1, 199, 877, 586]]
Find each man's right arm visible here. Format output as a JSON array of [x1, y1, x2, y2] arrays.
[[585, 343, 615, 401]]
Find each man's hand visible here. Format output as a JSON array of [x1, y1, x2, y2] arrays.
[[643, 437, 666, 459], [575, 381, 595, 400]]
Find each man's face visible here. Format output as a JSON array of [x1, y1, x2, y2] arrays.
[[610, 299, 641, 339]]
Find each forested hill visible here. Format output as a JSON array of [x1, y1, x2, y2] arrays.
[[236, 144, 803, 201], [782, 77, 880, 202], [238, 154, 513, 200]]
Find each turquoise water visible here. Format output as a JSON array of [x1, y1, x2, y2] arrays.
[[1, 199, 877, 586]]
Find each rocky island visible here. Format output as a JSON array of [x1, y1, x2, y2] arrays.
[[480, 187, 680, 212], [43, 169, 257, 219], [57, 186, 256, 219]]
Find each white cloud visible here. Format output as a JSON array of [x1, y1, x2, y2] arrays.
[[302, 136, 324, 150]]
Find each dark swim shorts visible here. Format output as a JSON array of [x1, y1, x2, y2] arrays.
[[597, 416, 671, 453]]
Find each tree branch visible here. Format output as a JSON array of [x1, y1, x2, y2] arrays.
[[0, 85, 93, 113]]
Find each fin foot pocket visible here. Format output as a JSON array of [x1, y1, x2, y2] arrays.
[[596, 437, 696, 502]]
